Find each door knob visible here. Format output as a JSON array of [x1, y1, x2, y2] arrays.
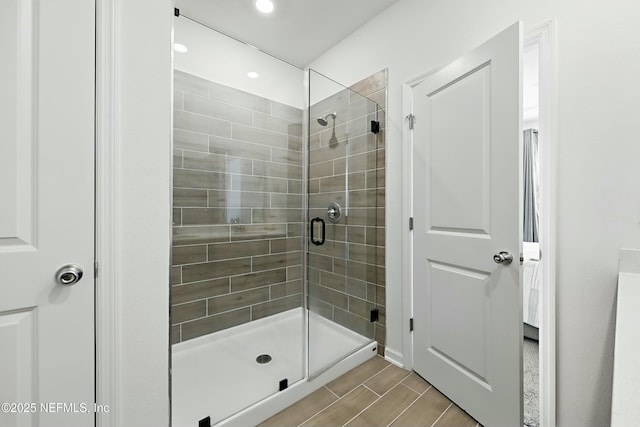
[[55, 264, 84, 285], [493, 251, 513, 265]]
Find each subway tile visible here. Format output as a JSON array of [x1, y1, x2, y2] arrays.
[[252, 294, 302, 320], [287, 223, 304, 238], [319, 175, 346, 193], [209, 80, 271, 114], [390, 387, 451, 427], [173, 188, 208, 207], [308, 179, 319, 193], [208, 240, 270, 261], [182, 258, 251, 283], [308, 253, 333, 272], [325, 356, 390, 397], [270, 280, 302, 299], [309, 160, 334, 179], [348, 69, 387, 99], [173, 208, 182, 226], [366, 168, 385, 189], [231, 224, 287, 241], [364, 364, 412, 396], [209, 135, 270, 161], [346, 277, 368, 300], [181, 207, 251, 225], [183, 150, 253, 174], [333, 307, 374, 338], [175, 70, 210, 97], [253, 160, 303, 180], [271, 100, 303, 123], [287, 179, 303, 194], [232, 123, 290, 149], [174, 110, 231, 137], [171, 266, 182, 285], [172, 225, 230, 245], [208, 287, 269, 315], [171, 325, 181, 344], [172, 245, 207, 265], [309, 297, 333, 320], [252, 253, 289, 272], [348, 296, 376, 320], [309, 132, 321, 150], [171, 277, 230, 305], [180, 308, 250, 341], [173, 149, 183, 168], [184, 93, 253, 125], [287, 265, 302, 281], [171, 300, 206, 324], [365, 226, 385, 247], [270, 237, 302, 253], [309, 283, 348, 310], [308, 192, 346, 210], [252, 111, 302, 136], [349, 189, 382, 208], [173, 168, 226, 190], [345, 384, 418, 427], [272, 147, 303, 165], [310, 87, 349, 120], [349, 243, 384, 266], [231, 268, 287, 293], [174, 88, 183, 110], [270, 193, 303, 208], [208, 190, 270, 209], [375, 324, 386, 348], [346, 208, 384, 227], [310, 143, 347, 165], [231, 175, 288, 193], [334, 259, 384, 286], [174, 128, 209, 152], [252, 208, 302, 224], [319, 270, 347, 291]]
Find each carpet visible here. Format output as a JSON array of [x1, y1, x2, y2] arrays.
[[523, 337, 539, 427]]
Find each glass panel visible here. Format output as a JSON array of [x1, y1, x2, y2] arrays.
[[307, 69, 381, 376], [171, 15, 305, 426]]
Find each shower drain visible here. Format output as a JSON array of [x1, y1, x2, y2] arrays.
[[256, 354, 272, 364]]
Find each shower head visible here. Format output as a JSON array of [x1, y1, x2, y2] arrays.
[[317, 112, 337, 126]]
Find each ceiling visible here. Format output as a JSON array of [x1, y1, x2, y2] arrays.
[[174, 0, 401, 68]]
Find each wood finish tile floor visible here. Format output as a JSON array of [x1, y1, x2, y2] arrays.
[[259, 356, 481, 427]]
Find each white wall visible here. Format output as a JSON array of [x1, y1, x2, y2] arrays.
[[173, 16, 304, 108], [114, 0, 172, 425], [309, 0, 640, 425]]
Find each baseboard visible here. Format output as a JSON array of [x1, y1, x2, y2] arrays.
[[384, 347, 405, 368]]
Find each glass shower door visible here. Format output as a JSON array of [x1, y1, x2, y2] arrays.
[[307, 69, 382, 376]]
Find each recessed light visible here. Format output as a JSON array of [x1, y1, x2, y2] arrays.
[[173, 43, 188, 53], [247, 71, 260, 79], [255, 0, 274, 14]]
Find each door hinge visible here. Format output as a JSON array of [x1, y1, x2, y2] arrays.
[[409, 318, 414, 332], [409, 217, 414, 231], [370, 120, 380, 134], [406, 114, 416, 130], [370, 308, 379, 322], [174, 7, 180, 17], [94, 261, 99, 279]]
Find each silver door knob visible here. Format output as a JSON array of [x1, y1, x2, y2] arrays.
[[55, 264, 84, 285], [493, 251, 513, 265]]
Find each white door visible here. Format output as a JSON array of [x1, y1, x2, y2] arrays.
[[0, 1, 95, 427], [411, 22, 523, 427]]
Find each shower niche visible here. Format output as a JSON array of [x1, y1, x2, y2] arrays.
[[170, 11, 386, 427]]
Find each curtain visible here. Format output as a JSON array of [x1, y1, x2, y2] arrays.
[[523, 129, 539, 242]]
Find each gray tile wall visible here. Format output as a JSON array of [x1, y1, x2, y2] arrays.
[[308, 70, 387, 355], [171, 70, 304, 344]]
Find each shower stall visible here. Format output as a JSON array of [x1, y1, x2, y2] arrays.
[[170, 12, 386, 427]]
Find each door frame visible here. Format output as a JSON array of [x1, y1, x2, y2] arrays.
[[401, 21, 557, 427]]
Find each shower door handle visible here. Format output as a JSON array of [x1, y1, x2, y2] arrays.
[[310, 217, 325, 246]]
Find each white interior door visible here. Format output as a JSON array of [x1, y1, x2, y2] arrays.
[[0, 1, 95, 426], [411, 22, 523, 427]]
